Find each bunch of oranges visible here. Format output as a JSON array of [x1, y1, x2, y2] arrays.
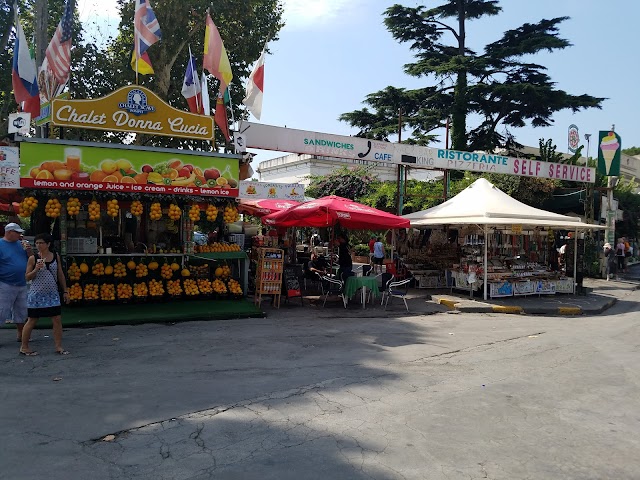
[[188, 204, 201, 221], [67, 261, 81, 281], [66, 197, 81, 216], [100, 284, 115, 301], [197, 243, 241, 253], [160, 263, 173, 280], [106, 199, 119, 218], [88, 200, 101, 221], [148, 279, 165, 297], [18, 197, 38, 218], [68, 283, 83, 301], [212, 279, 228, 295], [168, 204, 182, 220], [214, 264, 231, 279], [135, 262, 148, 278], [45, 198, 62, 218], [113, 261, 127, 278], [206, 204, 218, 221], [91, 260, 105, 276], [223, 204, 239, 224], [84, 284, 99, 300], [197, 279, 213, 294], [117, 283, 132, 300], [228, 278, 243, 296], [130, 200, 143, 216], [149, 202, 162, 220], [133, 282, 148, 297], [166, 279, 182, 296], [183, 278, 199, 296]]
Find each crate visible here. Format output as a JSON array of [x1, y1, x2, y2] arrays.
[[67, 237, 98, 254], [228, 233, 245, 249]]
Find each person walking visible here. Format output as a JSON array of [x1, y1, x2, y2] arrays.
[[604, 243, 617, 281], [373, 237, 385, 274], [0, 223, 32, 343], [20, 233, 70, 356], [616, 238, 626, 273]]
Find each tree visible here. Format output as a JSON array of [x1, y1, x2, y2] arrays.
[[341, 0, 604, 152], [622, 146, 640, 157], [305, 166, 378, 202]]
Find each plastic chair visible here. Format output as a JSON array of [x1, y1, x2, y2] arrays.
[[321, 275, 347, 308], [382, 276, 412, 311], [362, 264, 372, 277]]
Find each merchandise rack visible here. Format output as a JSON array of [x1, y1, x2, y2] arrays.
[[254, 248, 284, 308]]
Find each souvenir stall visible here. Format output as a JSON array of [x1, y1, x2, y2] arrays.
[[403, 178, 604, 300]]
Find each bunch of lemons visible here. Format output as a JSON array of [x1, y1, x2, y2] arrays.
[[166, 279, 182, 296], [91, 260, 105, 276], [106, 199, 119, 218], [45, 198, 62, 218], [212, 279, 228, 295], [228, 278, 243, 296], [160, 262, 173, 280], [18, 197, 38, 218], [168, 203, 182, 220], [66, 197, 81, 217], [135, 262, 148, 278], [197, 279, 213, 294], [130, 200, 143, 216], [188, 204, 201, 221], [149, 202, 162, 220], [206, 204, 218, 221], [88, 200, 101, 221], [223, 204, 239, 224]]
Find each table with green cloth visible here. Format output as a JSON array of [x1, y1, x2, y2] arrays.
[[345, 276, 380, 309]]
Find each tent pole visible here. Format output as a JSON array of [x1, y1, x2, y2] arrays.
[[484, 224, 488, 300], [573, 229, 579, 294]]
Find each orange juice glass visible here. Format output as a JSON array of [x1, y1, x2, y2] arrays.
[[64, 147, 81, 172]]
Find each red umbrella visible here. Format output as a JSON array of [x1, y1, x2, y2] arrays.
[[261, 195, 410, 230], [238, 199, 302, 218]]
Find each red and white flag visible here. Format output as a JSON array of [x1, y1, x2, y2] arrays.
[[44, 0, 73, 85], [243, 48, 265, 120]]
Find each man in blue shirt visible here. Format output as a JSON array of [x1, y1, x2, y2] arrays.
[[373, 237, 385, 274], [0, 223, 32, 343]]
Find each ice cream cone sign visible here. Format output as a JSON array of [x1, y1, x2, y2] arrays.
[[598, 131, 622, 176]]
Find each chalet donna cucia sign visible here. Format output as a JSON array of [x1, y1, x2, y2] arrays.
[[51, 86, 214, 141]]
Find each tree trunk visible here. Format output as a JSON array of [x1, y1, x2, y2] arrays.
[[35, 0, 49, 69], [451, 0, 467, 151]]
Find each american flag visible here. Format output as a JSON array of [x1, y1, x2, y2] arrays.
[[44, 0, 73, 85], [134, 0, 162, 59]]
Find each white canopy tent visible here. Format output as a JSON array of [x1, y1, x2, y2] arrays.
[[403, 178, 605, 299]]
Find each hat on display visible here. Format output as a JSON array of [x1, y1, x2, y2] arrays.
[[4, 223, 24, 233]]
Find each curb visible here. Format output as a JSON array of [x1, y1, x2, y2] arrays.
[[437, 298, 459, 310]]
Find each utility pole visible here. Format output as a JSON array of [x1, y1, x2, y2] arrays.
[[34, 0, 48, 139], [583, 133, 593, 225], [396, 107, 405, 216], [605, 124, 617, 245]]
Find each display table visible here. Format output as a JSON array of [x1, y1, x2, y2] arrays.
[[345, 276, 380, 309], [188, 251, 249, 294]]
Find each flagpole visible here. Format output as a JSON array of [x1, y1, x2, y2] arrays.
[[135, 30, 139, 85], [226, 84, 236, 131], [188, 45, 200, 114]]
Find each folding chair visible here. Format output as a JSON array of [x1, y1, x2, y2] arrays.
[[382, 276, 412, 312], [321, 275, 347, 308]]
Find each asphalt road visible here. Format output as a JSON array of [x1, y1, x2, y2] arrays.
[[2, 290, 639, 479]]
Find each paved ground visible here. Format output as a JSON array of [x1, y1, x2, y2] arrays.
[[2, 282, 640, 479]]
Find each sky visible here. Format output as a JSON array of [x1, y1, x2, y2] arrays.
[[76, 0, 640, 163]]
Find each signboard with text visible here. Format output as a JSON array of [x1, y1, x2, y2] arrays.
[[597, 130, 621, 176], [240, 121, 596, 183], [20, 142, 239, 197], [238, 181, 304, 200], [52, 86, 215, 141], [0, 147, 21, 189]]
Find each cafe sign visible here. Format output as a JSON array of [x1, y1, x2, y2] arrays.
[[238, 181, 304, 201], [52, 86, 215, 141]]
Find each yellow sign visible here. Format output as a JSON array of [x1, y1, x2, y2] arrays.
[[512, 224, 523, 235], [51, 86, 215, 141]]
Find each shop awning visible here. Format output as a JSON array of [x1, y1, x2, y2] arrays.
[[237, 199, 301, 217]]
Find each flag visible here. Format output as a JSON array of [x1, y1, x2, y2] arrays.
[[130, 50, 155, 75], [134, 0, 162, 61], [203, 13, 233, 94], [12, 12, 40, 117], [44, 0, 73, 85], [201, 72, 211, 116], [214, 90, 230, 142], [243, 48, 265, 120], [181, 55, 202, 114]]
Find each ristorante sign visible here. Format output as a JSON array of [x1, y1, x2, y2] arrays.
[[52, 86, 215, 141], [240, 121, 596, 183]]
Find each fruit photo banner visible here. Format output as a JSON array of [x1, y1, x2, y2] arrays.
[[20, 143, 239, 197]]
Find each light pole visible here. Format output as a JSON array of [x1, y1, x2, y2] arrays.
[[584, 133, 592, 224]]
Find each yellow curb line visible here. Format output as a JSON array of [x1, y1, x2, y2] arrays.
[[557, 307, 582, 315], [438, 299, 459, 310], [491, 306, 523, 314]]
